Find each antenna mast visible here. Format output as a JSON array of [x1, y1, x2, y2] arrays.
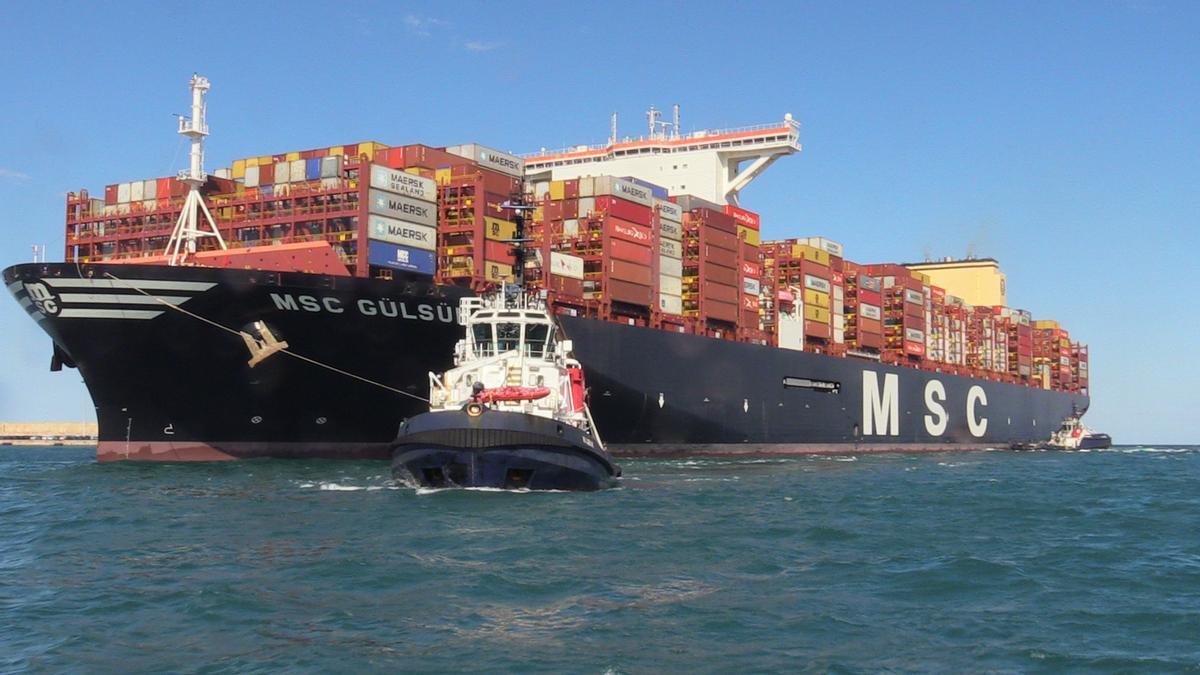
[[165, 74, 226, 265], [610, 112, 618, 145]]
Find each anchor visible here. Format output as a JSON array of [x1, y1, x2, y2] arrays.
[[240, 321, 289, 368]]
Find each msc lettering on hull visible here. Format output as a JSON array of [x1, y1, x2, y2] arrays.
[[861, 371, 989, 438], [269, 293, 457, 323]]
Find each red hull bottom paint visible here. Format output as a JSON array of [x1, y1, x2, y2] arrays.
[[98, 440, 998, 463]]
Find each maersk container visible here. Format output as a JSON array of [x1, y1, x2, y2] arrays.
[[594, 176, 655, 208], [368, 214, 436, 251], [445, 143, 525, 178], [367, 189, 437, 228], [369, 165, 437, 202], [620, 176, 668, 200], [367, 240, 436, 275], [656, 199, 683, 223]]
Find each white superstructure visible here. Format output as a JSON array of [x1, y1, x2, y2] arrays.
[[522, 108, 801, 206]]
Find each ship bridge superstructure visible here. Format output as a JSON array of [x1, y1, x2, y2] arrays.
[[521, 109, 801, 206]]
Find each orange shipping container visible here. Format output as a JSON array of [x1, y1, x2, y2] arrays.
[[608, 279, 652, 305], [609, 239, 652, 266], [609, 259, 652, 286]]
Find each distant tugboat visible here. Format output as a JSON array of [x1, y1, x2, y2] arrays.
[[390, 287, 619, 490], [1045, 415, 1112, 450]]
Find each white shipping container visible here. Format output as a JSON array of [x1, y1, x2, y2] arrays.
[[593, 175, 654, 208], [804, 274, 831, 293], [834, 314, 845, 331], [320, 156, 340, 179], [143, 179, 157, 199], [883, 276, 896, 289], [245, 165, 260, 187], [833, 284, 844, 301], [578, 197, 595, 217], [659, 219, 682, 241], [659, 238, 682, 259], [274, 161, 291, 184], [578, 176, 594, 198], [743, 277, 761, 296], [368, 214, 437, 251], [905, 289, 923, 305], [290, 159, 306, 182], [213, 168, 232, 179], [860, 303, 881, 320], [117, 182, 131, 203], [445, 143, 525, 177], [367, 189, 437, 228], [655, 198, 683, 223], [804, 237, 844, 258], [130, 180, 144, 201], [660, 256, 682, 277], [659, 275, 682, 296], [834, 327, 845, 344], [369, 165, 437, 202], [550, 252, 584, 280], [658, 293, 683, 315], [906, 327, 925, 342]]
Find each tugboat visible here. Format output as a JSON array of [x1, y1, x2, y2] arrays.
[[1045, 415, 1113, 451], [390, 287, 620, 490]]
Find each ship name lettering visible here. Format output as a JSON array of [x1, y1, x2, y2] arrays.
[[272, 292, 454, 323], [924, 380, 947, 436], [862, 371, 899, 436], [967, 385, 988, 437]]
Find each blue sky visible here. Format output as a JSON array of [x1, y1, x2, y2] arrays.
[[1, 1, 1196, 442]]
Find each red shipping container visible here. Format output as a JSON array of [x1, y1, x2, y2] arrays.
[[706, 245, 737, 268], [741, 294, 758, 312], [608, 279, 652, 306], [741, 260, 761, 279], [858, 289, 882, 305], [484, 240, 512, 262], [831, 271, 844, 286], [156, 178, 171, 202], [609, 239, 652, 265], [104, 185, 118, 205], [259, 164, 275, 185], [595, 196, 652, 224], [689, 207, 736, 233], [741, 309, 759, 326], [703, 226, 739, 251], [605, 218, 653, 246], [723, 204, 760, 230], [548, 275, 584, 297], [705, 299, 738, 323], [702, 280, 738, 304], [740, 241, 759, 261], [905, 341, 926, 357], [609, 259, 652, 286], [706, 263, 737, 286], [805, 320, 831, 338], [858, 331, 884, 349], [563, 179, 580, 199]]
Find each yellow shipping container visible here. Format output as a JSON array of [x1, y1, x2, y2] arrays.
[[1034, 320, 1060, 329], [329, 146, 344, 156], [533, 206, 544, 222], [286, 151, 301, 161], [484, 217, 517, 241], [484, 260, 515, 282], [804, 289, 830, 308], [793, 244, 830, 266], [804, 305, 831, 323], [435, 168, 452, 185], [549, 180, 566, 201], [737, 225, 761, 247], [231, 159, 246, 179], [358, 142, 380, 160], [257, 156, 273, 166]]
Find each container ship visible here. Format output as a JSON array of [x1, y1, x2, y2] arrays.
[[4, 78, 1090, 461]]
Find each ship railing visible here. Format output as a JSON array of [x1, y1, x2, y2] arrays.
[[519, 119, 800, 159]]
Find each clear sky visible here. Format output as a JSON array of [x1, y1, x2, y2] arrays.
[[1, 2, 1196, 442]]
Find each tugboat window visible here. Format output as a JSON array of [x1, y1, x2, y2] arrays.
[[525, 324, 550, 358], [473, 324, 494, 357], [496, 323, 521, 353]]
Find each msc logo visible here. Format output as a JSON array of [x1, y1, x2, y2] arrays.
[[861, 371, 989, 438], [24, 282, 59, 315]]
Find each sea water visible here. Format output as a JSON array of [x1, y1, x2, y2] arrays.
[[1, 446, 1197, 672]]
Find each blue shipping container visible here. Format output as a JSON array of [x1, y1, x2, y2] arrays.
[[305, 158, 321, 181], [621, 176, 668, 200], [367, 240, 436, 275]]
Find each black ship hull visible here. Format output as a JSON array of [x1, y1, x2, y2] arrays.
[[5, 262, 1090, 461], [391, 410, 619, 491]]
